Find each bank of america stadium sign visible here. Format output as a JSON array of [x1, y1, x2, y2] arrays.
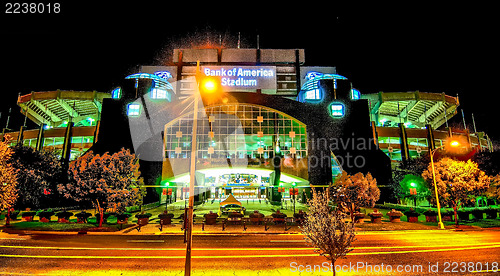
[[203, 66, 277, 91]]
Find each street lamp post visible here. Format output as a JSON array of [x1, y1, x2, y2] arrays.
[[185, 61, 220, 276], [429, 140, 461, 230], [184, 80, 198, 276], [429, 147, 445, 230]]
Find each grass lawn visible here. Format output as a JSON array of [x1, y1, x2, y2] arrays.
[[4, 220, 133, 232]]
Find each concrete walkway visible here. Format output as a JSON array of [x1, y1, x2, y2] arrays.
[[121, 219, 302, 235]]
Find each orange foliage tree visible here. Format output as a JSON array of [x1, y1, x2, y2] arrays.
[[0, 137, 18, 217], [331, 171, 380, 222], [422, 158, 490, 226], [58, 148, 145, 227]]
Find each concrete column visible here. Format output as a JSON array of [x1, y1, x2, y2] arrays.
[[399, 123, 410, 162], [371, 121, 379, 148], [61, 122, 74, 165], [93, 120, 101, 144], [35, 124, 45, 151], [425, 124, 435, 151], [16, 126, 25, 145]]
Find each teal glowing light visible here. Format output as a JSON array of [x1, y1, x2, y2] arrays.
[[125, 73, 174, 92], [329, 102, 345, 118], [87, 117, 95, 126], [126, 73, 165, 82], [127, 103, 141, 117], [300, 72, 347, 92], [111, 87, 122, 99], [351, 88, 361, 100], [150, 88, 170, 100], [304, 89, 321, 100], [410, 182, 417, 187]]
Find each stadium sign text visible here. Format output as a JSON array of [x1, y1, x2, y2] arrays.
[[202, 66, 276, 90]]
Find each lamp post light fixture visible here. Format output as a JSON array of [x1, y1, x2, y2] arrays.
[[185, 61, 223, 276], [429, 140, 461, 230]]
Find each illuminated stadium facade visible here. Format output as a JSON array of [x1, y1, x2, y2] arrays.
[[2, 48, 493, 204]]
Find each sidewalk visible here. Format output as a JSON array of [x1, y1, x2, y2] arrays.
[[121, 220, 302, 235], [5, 219, 488, 237]]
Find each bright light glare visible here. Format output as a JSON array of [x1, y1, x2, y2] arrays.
[[202, 79, 217, 93], [450, 141, 460, 147]]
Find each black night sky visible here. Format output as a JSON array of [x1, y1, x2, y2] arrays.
[[1, 3, 498, 144]]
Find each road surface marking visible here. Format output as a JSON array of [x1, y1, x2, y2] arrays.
[[471, 269, 499, 273], [348, 244, 500, 256], [126, 240, 165, 243], [270, 240, 306, 242], [2, 242, 500, 251], [1, 244, 499, 259]]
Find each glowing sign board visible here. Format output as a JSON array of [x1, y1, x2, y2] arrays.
[[202, 66, 276, 91], [154, 71, 173, 80], [329, 102, 345, 118]]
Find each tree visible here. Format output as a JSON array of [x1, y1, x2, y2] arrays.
[[331, 171, 380, 222], [57, 148, 146, 227], [9, 144, 63, 209], [422, 158, 490, 226], [485, 174, 500, 204], [301, 187, 356, 276], [0, 137, 18, 213], [472, 151, 500, 176], [473, 151, 500, 205], [390, 155, 430, 202], [398, 174, 431, 206]]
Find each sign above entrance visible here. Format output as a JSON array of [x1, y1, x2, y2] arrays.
[[202, 66, 276, 91], [224, 183, 253, 187]]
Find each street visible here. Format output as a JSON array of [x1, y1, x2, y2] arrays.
[[1, 229, 499, 275]]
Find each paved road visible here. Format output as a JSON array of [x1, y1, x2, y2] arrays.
[[1, 230, 499, 275]]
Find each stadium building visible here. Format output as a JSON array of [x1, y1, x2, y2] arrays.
[[2, 48, 493, 205]]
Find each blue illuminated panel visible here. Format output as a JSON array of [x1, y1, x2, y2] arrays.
[[150, 88, 170, 100], [330, 103, 345, 118], [111, 87, 122, 99], [300, 72, 347, 92], [127, 103, 141, 116], [351, 88, 361, 100], [304, 89, 321, 100], [154, 71, 173, 80]]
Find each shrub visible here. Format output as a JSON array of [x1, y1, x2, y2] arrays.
[[56, 211, 73, 219], [37, 210, 55, 218], [423, 209, 438, 216], [21, 211, 37, 217], [135, 213, 152, 219], [404, 208, 420, 217], [387, 209, 403, 217], [116, 213, 132, 220]]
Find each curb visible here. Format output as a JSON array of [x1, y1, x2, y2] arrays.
[[1, 229, 301, 236], [3, 225, 498, 237]]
